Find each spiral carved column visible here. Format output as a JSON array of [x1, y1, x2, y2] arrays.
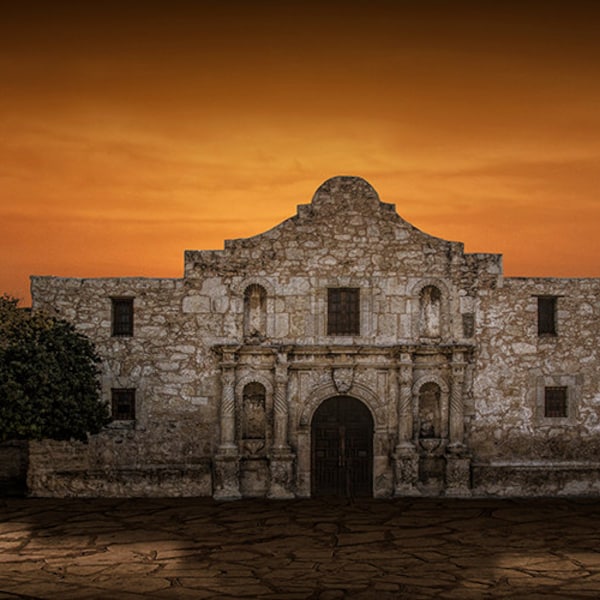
[[397, 352, 414, 447], [393, 350, 420, 496], [272, 352, 290, 452], [214, 348, 241, 500], [449, 351, 466, 447], [269, 350, 295, 498], [219, 367, 237, 452], [446, 349, 471, 496]]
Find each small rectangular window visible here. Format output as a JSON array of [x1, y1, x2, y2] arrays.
[[537, 296, 557, 336], [544, 386, 567, 418], [327, 288, 360, 335], [111, 388, 136, 420], [112, 298, 134, 336]]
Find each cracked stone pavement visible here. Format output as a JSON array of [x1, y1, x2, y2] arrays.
[[1, 497, 600, 599]]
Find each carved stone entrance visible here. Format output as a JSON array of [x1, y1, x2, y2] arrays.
[[311, 396, 373, 498]]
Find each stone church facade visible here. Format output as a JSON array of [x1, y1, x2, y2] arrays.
[[29, 176, 600, 498]]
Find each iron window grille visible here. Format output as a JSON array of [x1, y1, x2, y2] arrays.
[[327, 288, 360, 335], [544, 386, 567, 418], [111, 388, 136, 421], [112, 298, 134, 336]]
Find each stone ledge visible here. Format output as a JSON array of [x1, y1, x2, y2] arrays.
[[29, 464, 213, 498], [472, 462, 600, 497]]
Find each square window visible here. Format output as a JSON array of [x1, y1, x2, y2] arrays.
[[111, 388, 136, 420], [112, 298, 134, 336], [544, 386, 567, 418], [327, 288, 360, 335], [537, 296, 557, 336]]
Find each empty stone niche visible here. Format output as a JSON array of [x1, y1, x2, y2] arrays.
[[419, 285, 442, 338], [242, 382, 267, 445], [417, 382, 446, 491], [244, 284, 267, 340]]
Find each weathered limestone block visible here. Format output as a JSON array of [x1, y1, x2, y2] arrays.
[[213, 455, 241, 501], [268, 454, 295, 499], [393, 446, 421, 496], [445, 453, 472, 497]]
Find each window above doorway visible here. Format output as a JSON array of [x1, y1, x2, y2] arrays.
[[327, 287, 360, 336]]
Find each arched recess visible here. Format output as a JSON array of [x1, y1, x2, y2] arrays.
[[411, 375, 450, 440], [296, 380, 390, 499], [408, 279, 451, 341], [299, 381, 381, 430], [311, 396, 374, 498], [243, 284, 267, 339], [236, 277, 275, 340], [241, 382, 267, 440], [235, 373, 274, 450], [419, 285, 442, 337]]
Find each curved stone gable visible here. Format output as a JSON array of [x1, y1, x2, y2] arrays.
[[186, 176, 486, 280]]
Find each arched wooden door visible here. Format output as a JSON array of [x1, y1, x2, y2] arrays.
[[311, 396, 373, 498]]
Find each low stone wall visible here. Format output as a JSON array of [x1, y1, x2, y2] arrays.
[[0, 440, 28, 496], [28, 440, 212, 497], [472, 462, 600, 497]]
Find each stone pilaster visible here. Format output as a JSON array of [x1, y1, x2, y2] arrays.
[[269, 350, 294, 498], [393, 351, 420, 496], [449, 350, 466, 448], [396, 351, 414, 447], [214, 348, 240, 500], [272, 351, 290, 452], [446, 349, 471, 496]]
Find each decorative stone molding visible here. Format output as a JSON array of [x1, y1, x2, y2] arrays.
[[396, 351, 414, 448], [332, 366, 355, 393], [299, 381, 381, 430]]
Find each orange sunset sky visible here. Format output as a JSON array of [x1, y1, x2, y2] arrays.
[[2, 1, 599, 305]]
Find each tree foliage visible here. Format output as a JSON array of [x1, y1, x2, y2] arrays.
[[0, 295, 109, 442]]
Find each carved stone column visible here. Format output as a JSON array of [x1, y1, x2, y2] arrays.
[[449, 350, 466, 448], [272, 351, 290, 452], [446, 349, 471, 496], [396, 351, 414, 447], [393, 351, 420, 496], [269, 350, 294, 498], [214, 348, 241, 500]]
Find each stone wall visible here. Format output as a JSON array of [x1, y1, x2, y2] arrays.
[[468, 276, 600, 495], [31, 276, 219, 497], [27, 440, 212, 497], [28, 176, 600, 498], [471, 277, 600, 460]]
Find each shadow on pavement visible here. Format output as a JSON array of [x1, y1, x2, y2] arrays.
[[1, 497, 600, 598]]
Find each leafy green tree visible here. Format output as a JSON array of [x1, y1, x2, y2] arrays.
[[0, 295, 109, 442]]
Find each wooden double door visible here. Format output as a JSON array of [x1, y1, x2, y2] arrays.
[[311, 396, 373, 498]]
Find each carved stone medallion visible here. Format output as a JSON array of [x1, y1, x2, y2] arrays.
[[332, 367, 354, 394]]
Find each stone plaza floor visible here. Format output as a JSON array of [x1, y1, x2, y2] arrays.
[[1, 496, 600, 599]]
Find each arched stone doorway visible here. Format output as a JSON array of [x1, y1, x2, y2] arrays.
[[311, 396, 374, 498]]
